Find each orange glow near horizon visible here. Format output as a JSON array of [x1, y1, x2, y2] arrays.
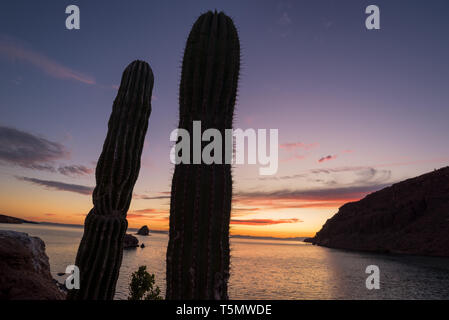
[[0, 191, 344, 238], [5, 163, 448, 238], [0, 172, 367, 238]]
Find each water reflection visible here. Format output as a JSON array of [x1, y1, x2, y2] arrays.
[[1, 223, 448, 300]]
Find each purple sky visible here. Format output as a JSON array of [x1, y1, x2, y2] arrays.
[[1, 0, 448, 236]]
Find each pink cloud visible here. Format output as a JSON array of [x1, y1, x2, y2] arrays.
[[127, 208, 170, 220], [279, 142, 318, 162], [318, 155, 337, 163], [0, 36, 95, 85]]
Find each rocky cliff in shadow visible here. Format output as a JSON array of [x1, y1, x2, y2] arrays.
[[0, 230, 65, 299], [311, 167, 449, 257]]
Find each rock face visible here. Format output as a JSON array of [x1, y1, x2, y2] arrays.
[[123, 234, 139, 249], [0, 230, 65, 299], [136, 225, 149, 236], [312, 167, 449, 257]]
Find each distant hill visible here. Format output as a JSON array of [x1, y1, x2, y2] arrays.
[[311, 167, 449, 257], [0, 214, 39, 224]]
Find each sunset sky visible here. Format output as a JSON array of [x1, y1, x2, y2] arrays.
[[1, 0, 449, 238]]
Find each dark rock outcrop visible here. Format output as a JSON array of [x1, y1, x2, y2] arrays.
[[312, 167, 449, 257], [123, 234, 139, 249], [0, 214, 38, 224], [136, 225, 149, 236], [0, 230, 65, 299], [303, 238, 314, 243]]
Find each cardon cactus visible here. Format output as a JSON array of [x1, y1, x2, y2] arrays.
[[166, 11, 240, 299], [67, 60, 154, 300]]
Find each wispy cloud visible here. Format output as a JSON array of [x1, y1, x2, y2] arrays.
[[318, 155, 337, 163], [16, 176, 93, 195], [58, 165, 93, 177], [231, 218, 301, 226], [231, 180, 391, 212], [127, 213, 169, 221], [234, 184, 389, 203], [232, 201, 346, 216], [260, 173, 309, 181], [279, 141, 318, 162], [256, 166, 393, 209], [128, 178, 389, 214], [133, 194, 171, 200], [0, 35, 95, 85], [0, 126, 68, 170], [0, 126, 92, 176], [127, 208, 169, 220], [133, 208, 160, 213], [14, 176, 172, 201]]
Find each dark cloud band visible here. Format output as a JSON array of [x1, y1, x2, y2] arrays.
[[0, 126, 68, 169], [16, 176, 93, 195]]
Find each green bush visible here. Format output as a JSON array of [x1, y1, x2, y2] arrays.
[[128, 266, 162, 300]]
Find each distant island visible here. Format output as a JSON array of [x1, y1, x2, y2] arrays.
[[0, 214, 39, 224], [309, 167, 449, 257]]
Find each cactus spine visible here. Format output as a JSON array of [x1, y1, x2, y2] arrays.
[[166, 11, 240, 299], [67, 60, 154, 300]]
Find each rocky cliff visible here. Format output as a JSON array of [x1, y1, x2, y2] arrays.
[[312, 167, 449, 257], [0, 230, 65, 299]]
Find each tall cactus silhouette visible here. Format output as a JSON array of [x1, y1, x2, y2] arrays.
[[166, 11, 240, 299], [67, 60, 154, 300]]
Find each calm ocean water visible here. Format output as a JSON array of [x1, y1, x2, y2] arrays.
[[1, 223, 449, 299]]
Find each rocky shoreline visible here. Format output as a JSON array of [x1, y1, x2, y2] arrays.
[[310, 167, 449, 257], [0, 228, 147, 299], [0, 230, 65, 299]]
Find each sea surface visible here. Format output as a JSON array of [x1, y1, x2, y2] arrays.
[[1, 223, 449, 300]]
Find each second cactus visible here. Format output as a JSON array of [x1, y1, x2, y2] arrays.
[[68, 60, 154, 300], [166, 11, 240, 299]]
